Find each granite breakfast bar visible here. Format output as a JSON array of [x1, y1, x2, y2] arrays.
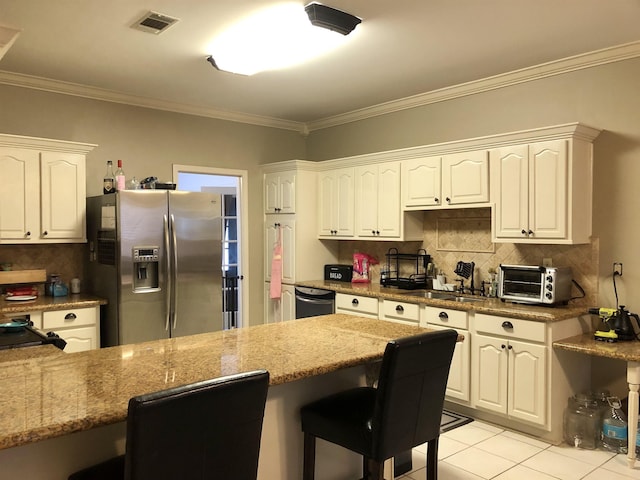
[[0, 314, 446, 480]]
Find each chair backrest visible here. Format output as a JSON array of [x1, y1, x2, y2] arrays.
[[371, 329, 457, 461], [124, 370, 269, 480]]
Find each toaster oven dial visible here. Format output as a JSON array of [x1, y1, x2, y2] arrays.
[[546, 292, 553, 299], [546, 275, 553, 282], [546, 284, 553, 291]]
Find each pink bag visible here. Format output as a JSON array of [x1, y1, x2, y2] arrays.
[[352, 253, 378, 283], [270, 225, 283, 299]]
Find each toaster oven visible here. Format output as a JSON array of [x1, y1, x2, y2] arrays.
[[498, 265, 572, 305]]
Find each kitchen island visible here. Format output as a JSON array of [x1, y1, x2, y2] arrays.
[[0, 314, 448, 480]]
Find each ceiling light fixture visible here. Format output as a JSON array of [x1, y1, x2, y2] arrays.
[[304, 3, 361, 35], [206, 2, 361, 76]]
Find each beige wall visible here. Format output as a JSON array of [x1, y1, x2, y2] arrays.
[[307, 57, 640, 394], [0, 84, 306, 326]]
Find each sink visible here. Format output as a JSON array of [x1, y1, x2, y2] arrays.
[[454, 296, 485, 303], [403, 291, 457, 300]]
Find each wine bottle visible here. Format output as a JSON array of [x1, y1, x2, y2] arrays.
[[103, 161, 115, 194], [115, 159, 126, 191]]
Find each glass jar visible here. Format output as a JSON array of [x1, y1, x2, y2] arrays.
[[563, 393, 600, 449]]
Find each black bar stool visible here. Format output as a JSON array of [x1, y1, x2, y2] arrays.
[[300, 329, 457, 480], [69, 370, 269, 480]]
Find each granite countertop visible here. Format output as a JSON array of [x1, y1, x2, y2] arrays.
[[0, 294, 107, 315], [297, 280, 588, 322], [0, 314, 452, 450], [553, 333, 640, 362]]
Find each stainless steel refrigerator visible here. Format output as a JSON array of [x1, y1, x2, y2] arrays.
[[85, 191, 223, 346]]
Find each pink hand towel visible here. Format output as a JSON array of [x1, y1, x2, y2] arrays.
[[270, 225, 283, 299]]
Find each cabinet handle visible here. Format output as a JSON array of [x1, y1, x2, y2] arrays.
[[352, 299, 359, 306], [501, 344, 506, 349], [438, 311, 448, 320], [64, 313, 77, 320], [25, 231, 31, 237], [508, 345, 513, 350], [434, 197, 439, 203], [528, 230, 534, 236], [502, 321, 514, 329], [395, 305, 404, 313], [445, 197, 451, 204], [521, 229, 527, 236], [375, 230, 380, 235], [42, 231, 48, 236], [371, 230, 376, 235]]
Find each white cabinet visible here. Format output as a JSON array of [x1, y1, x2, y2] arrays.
[[380, 299, 419, 325], [471, 314, 547, 426], [422, 306, 470, 402], [318, 167, 355, 238], [264, 283, 295, 323], [42, 306, 100, 353], [491, 138, 593, 244], [0, 134, 95, 244], [402, 151, 489, 209], [264, 171, 296, 214], [335, 293, 379, 319], [265, 217, 295, 284], [355, 162, 401, 238]]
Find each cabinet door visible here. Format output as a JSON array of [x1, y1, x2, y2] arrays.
[[40, 152, 86, 240], [376, 162, 401, 237], [264, 218, 295, 283], [472, 333, 508, 414], [442, 151, 489, 205], [354, 165, 379, 237], [264, 172, 280, 213], [508, 339, 547, 426], [278, 172, 296, 214], [430, 324, 470, 402], [402, 156, 441, 207], [529, 140, 567, 239], [491, 145, 529, 239], [318, 168, 354, 237], [264, 283, 296, 323], [318, 171, 335, 236], [0, 147, 39, 241], [281, 284, 296, 321]]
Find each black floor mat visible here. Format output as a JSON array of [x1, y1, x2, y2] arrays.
[[440, 409, 473, 433]]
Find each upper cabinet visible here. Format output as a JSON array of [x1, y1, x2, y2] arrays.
[[264, 171, 296, 214], [318, 167, 355, 238], [0, 134, 96, 244], [355, 162, 402, 238], [491, 134, 595, 244], [403, 151, 489, 209]]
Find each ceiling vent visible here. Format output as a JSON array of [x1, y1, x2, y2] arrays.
[[131, 11, 179, 34]]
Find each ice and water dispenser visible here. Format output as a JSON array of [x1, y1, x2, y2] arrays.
[[132, 246, 159, 292]]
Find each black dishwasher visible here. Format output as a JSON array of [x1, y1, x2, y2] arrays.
[[295, 287, 335, 319]]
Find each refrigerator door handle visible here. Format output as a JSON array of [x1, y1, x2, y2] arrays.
[[170, 214, 179, 331], [164, 214, 171, 332]]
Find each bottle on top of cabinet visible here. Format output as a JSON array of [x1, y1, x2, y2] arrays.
[[103, 160, 115, 194], [115, 159, 126, 191]]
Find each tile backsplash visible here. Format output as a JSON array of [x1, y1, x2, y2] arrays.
[[0, 244, 86, 293], [338, 208, 597, 306]]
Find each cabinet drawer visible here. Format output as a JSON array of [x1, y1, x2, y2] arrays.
[[474, 313, 545, 342], [381, 299, 419, 323], [335, 294, 378, 316], [43, 308, 97, 330], [422, 306, 468, 329]]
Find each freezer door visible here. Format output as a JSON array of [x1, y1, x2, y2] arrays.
[[169, 192, 223, 337], [118, 191, 170, 344]]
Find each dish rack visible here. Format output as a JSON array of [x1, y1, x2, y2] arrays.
[[380, 248, 430, 289]]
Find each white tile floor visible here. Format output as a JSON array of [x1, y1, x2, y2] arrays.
[[398, 419, 640, 480]]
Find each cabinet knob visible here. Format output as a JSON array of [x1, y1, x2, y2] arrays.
[[501, 321, 514, 329], [438, 311, 448, 320], [42, 231, 48, 236], [375, 230, 380, 235], [528, 230, 534, 236], [395, 305, 404, 313], [352, 298, 359, 306], [501, 344, 506, 349], [445, 197, 451, 204], [25, 231, 31, 237], [434, 197, 439, 203], [508, 345, 513, 350], [521, 229, 527, 236], [64, 313, 77, 320]]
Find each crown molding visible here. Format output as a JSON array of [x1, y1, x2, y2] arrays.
[[0, 132, 97, 153], [0, 70, 306, 133], [1, 41, 638, 135], [306, 40, 640, 132]]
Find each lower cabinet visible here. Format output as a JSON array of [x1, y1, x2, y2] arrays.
[[422, 306, 470, 403], [335, 293, 379, 319], [42, 307, 100, 353], [380, 299, 419, 325], [264, 283, 295, 323]]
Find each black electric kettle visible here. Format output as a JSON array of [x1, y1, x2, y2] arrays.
[[609, 306, 640, 341]]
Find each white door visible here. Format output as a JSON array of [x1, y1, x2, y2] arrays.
[[318, 171, 335, 236], [472, 333, 508, 414], [0, 147, 39, 241], [402, 156, 441, 207], [442, 151, 489, 205], [508, 339, 547, 425], [334, 168, 355, 236], [377, 162, 401, 237], [429, 324, 470, 402], [354, 165, 379, 237], [491, 145, 529, 239], [529, 140, 567, 240]]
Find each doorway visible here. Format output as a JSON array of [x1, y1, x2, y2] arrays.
[[173, 165, 248, 328]]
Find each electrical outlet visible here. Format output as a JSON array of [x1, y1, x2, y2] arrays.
[[543, 258, 553, 267], [613, 262, 623, 276]]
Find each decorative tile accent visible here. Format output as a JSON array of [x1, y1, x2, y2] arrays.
[[436, 216, 494, 253]]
